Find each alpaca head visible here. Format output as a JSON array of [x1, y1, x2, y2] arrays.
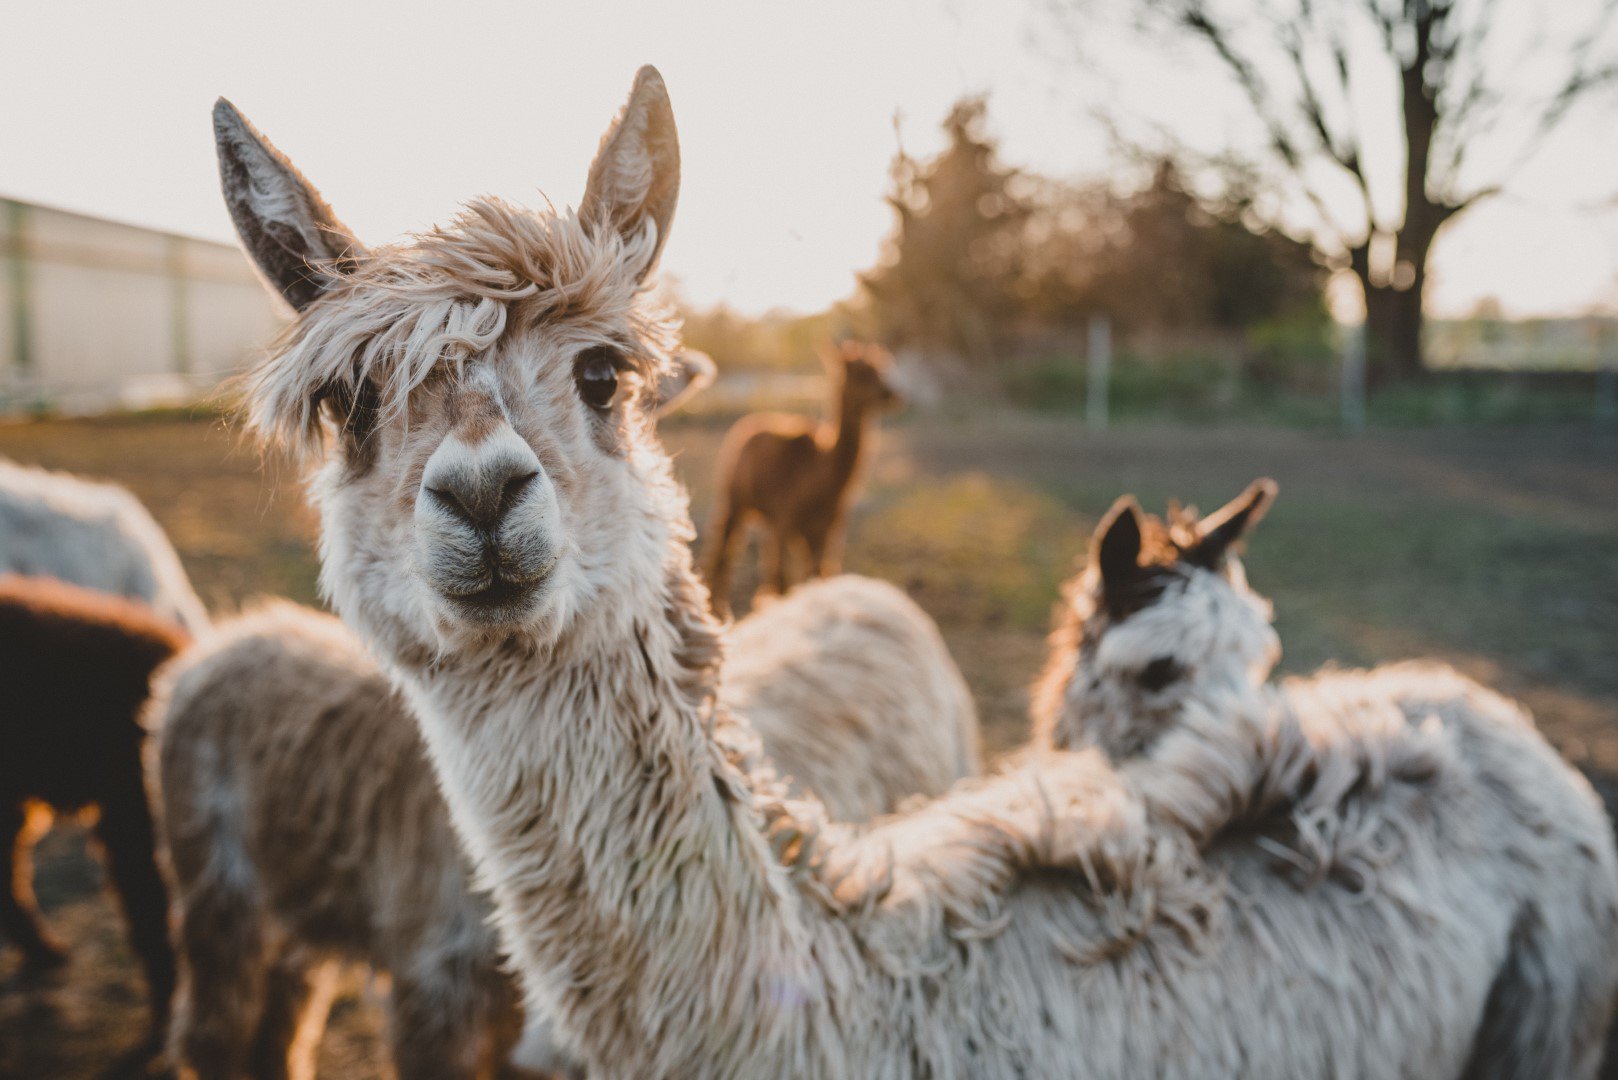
[[222, 67, 702, 657], [1034, 479, 1281, 757], [828, 340, 901, 415]]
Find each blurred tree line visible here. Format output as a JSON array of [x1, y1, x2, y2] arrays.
[[679, 0, 1617, 395], [860, 95, 1330, 383], [678, 95, 1332, 399], [674, 303, 844, 372]]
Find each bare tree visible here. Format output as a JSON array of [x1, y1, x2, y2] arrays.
[[1057, 0, 1618, 381]]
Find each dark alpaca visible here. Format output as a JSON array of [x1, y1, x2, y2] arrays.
[[0, 574, 188, 1054], [704, 340, 900, 614]]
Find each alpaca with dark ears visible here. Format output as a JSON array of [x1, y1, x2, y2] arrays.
[[704, 340, 900, 612], [0, 575, 186, 1060], [229, 66, 1618, 1077], [1034, 478, 1280, 757], [1034, 481, 1618, 1076]]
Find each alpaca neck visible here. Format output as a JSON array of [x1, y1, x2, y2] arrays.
[[394, 557, 815, 1072], [825, 394, 870, 488]]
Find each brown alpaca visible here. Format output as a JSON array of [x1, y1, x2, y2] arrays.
[[704, 340, 899, 612], [0, 574, 187, 1058]]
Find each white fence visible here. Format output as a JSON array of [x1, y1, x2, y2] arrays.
[[1, 198, 284, 414]]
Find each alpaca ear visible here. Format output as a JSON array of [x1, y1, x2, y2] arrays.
[[1185, 478, 1277, 568], [1094, 496, 1144, 589], [648, 349, 716, 418], [213, 99, 365, 313], [581, 66, 680, 282]]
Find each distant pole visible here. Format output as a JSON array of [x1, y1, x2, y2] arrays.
[[1087, 315, 1111, 432], [1340, 320, 1367, 435], [1598, 366, 1618, 427], [166, 234, 192, 377], [4, 199, 31, 376]]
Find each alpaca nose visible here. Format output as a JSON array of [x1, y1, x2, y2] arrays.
[[423, 439, 543, 534], [429, 468, 537, 531]]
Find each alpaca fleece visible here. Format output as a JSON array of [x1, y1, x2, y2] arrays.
[[152, 603, 526, 1080], [155, 577, 977, 1079], [0, 574, 188, 1052], [0, 458, 210, 636], [724, 575, 979, 819], [1033, 494, 1618, 1078]]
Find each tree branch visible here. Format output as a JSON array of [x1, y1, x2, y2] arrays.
[[1278, 15, 1376, 229], [1168, 0, 1378, 245]]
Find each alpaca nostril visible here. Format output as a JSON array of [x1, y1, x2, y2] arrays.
[[498, 470, 539, 520], [428, 485, 477, 527]]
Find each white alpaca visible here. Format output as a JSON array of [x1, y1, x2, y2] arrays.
[[1033, 481, 1618, 1070], [222, 68, 1618, 1078], [155, 584, 975, 1080], [0, 458, 210, 635], [725, 576, 979, 817]]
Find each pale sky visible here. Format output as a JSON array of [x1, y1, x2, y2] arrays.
[[4, 0, 1617, 318]]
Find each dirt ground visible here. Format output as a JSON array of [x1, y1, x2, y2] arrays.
[[2, 409, 1615, 1078]]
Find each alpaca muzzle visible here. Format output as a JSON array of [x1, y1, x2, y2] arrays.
[[414, 425, 563, 623]]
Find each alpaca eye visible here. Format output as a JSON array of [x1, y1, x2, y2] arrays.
[[1138, 656, 1185, 692], [574, 347, 622, 411]]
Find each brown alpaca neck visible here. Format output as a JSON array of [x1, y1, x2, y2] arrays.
[[824, 393, 870, 488]]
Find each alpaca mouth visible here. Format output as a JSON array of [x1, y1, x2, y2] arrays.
[[436, 552, 558, 620], [444, 574, 540, 608]]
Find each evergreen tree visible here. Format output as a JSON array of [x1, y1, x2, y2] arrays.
[[862, 97, 1029, 365]]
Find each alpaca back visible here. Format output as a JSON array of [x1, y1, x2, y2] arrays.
[[1278, 662, 1618, 1075], [793, 666, 1617, 1078], [1039, 657, 1618, 1079], [723, 574, 980, 819], [152, 602, 523, 1078], [0, 458, 210, 636], [152, 601, 491, 962]]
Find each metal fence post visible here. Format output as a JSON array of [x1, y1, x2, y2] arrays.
[[1341, 320, 1367, 435], [4, 199, 31, 376], [1598, 366, 1617, 427], [166, 234, 192, 377], [1087, 315, 1111, 432]]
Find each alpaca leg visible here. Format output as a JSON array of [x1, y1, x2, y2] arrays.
[[804, 521, 845, 579], [247, 947, 337, 1080], [95, 779, 178, 1046], [0, 799, 67, 971], [784, 533, 816, 590], [1459, 904, 1615, 1080], [387, 968, 485, 1080], [506, 1003, 587, 1079], [170, 875, 269, 1080], [760, 528, 793, 598]]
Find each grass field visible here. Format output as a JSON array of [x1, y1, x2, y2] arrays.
[[2, 409, 1616, 1078]]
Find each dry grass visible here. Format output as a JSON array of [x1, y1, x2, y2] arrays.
[[2, 408, 1615, 1077]]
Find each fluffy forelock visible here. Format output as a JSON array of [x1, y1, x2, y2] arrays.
[[242, 196, 678, 458]]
